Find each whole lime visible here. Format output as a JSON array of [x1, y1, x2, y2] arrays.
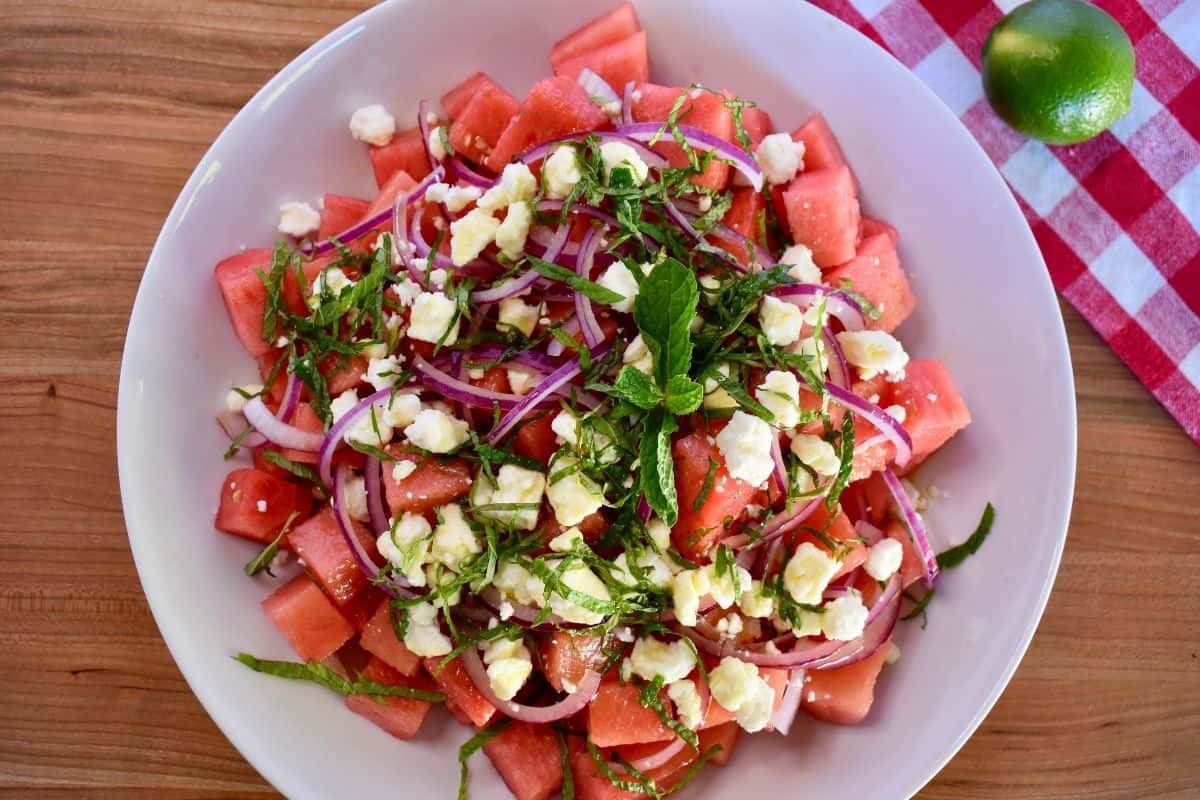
[[981, 0, 1135, 145]]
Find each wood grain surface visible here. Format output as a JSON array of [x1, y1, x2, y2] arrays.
[[1, 2, 1197, 797]]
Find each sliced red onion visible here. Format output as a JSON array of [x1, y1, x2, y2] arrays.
[[520, 132, 668, 171], [331, 464, 415, 599], [735, 547, 757, 572], [881, 468, 938, 589], [363, 455, 390, 536], [471, 223, 568, 303], [216, 415, 266, 449], [417, 99, 439, 172], [577, 67, 622, 122], [825, 383, 913, 467], [468, 344, 562, 374], [616, 121, 763, 191], [529, 224, 582, 258], [479, 587, 566, 627], [763, 496, 822, 540], [447, 156, 493, 188], [770, 435, 788, 495], [546, 315, 580, 357], [486, 346, 608, 444], [856, 520, 885, 546], [636, 495, 652, 523], [773, 284, 868, 332], [627, 737, 688, 773], [770, 670, 806, 735], [574, 225, 606, 348], [412, 354, 548, 413], [704, 222, 776, 270], [805, 579, 901, 671], [621, 81, 635, 126], [822, 328, 851, 391], [460, 645, 601, 723], [242, 396, 324, 452], [393, 166, 447, 280], [536, 198, 621, 230], [316, 386, 394, 486], [277, 373, 302, 423], [408, 204, 455, 276]]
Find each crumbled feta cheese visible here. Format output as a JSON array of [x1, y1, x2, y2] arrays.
[[548, 561, 611, 625], [404, 407, 469, 453], [706, 563, 752, 609], [620, 658, 633, 682], [380, 392, 422, 429], [495, 201, 533, 259], [783, 542, 839, 605], [672, 568, 711, 627], [715, 613, 744, 638], [467, 368, 485, 380], [550, 410, 579, 445], [701, 363, 738, 410], [622, 334, 653, 375], [599, 141, 649, 185], [392, 459, 417, 482], [478, 163, 537, 212], [331, 389, 393, 446], [864, 538, 904, 582], [358, 340, 389, 360], [629, 637, 696, 684], [378, 513, 432, 586], [407, 291, 460, 344], [548, 526, 584, 553], [739, 580, 776, 618], [755, 370, 802, 429], [696, 194, 713, 213], [343, 474, 369, 521], [789, 335, 828, 373], [707, 656, 776, 732], [779, 243, 821, 284], [715, 411, 775, 487], [430, 504, 480, 570], [596, 262, 639, 313], [349, 104, 396, 146], [472, 464, 546, 531], [885, 404, 907, 424], [885, 643, 901, 665], [390, 276, 422, 307], [497, 296, 539, 337], [449, 208, 501, 267], [612, 550, 676, 589], [821, 592, 869, 641], [426, 182, 483, 213], [365, 355, 403, 392], [277, 201, 321, 237], [545, 454, 606, 526], [646, 518, 671, 551], [427, 268, 448, 289], [427, 126, 447, 161], [756, 132, 806, 185], [789, 433, 840, 476], [667, 679, 704, 729], [309, 266, 355, 308], [543, 145, 583, 199], [403, 602, 451, 657], [256, 499, 268, 513], [759, 295, 804, 347], [482, 636, 533, 701], [224, 384, 262, 414], [493, 561, 546, 607], [506, 366, 537, 396], [836, 330, 909, 380]]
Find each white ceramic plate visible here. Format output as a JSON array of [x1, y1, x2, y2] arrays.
[[118, 1, 1076, 797]]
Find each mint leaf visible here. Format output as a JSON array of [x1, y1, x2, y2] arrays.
[[639, 407, 679, 526], [609, 366, 663, 410], [664, 375, 703, 415], [937, 503, 996, 570], [633, 257, 698, 388], [233, 653, 444, 702], [528, 255, 625, 305]]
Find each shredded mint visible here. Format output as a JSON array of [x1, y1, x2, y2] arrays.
[[528, 255, 625, 305], [937, 503, 996, 570], [233, 654, 445, 702], [243, 511, 299, 577], [456, 720, 511, 800]]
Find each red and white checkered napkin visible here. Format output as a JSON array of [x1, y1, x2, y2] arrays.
[[811, 0, 1200, 443]]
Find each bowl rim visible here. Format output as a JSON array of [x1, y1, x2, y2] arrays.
[[117, 1, 1077, 797]]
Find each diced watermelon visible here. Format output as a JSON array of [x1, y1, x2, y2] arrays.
[[488, 77, 610, 171], [860, 216, 898, 245], [442, 71, 506, 119], [632, 83, 735, 191], [337, 585, 386, 631], [321, 354, 368, 396], [215, 468, 311, 544], [318, 194, 370, 241], [570, 743, 643, 800], [539, 631, 606, 693], [513, 410, 559, 465], [359, 601, 421, 676], [741, 106, 773, 146], [381, 449, 474, 515], [885, 519, 927, 589], [801, 640, 892, 724], [891, 359, 971, 470], [261, 574, 354, 662], [345, 657, 435, 739], [702, 721, 741, 766], [483, 721, 564, 800], [779, 165, 861, 267], [257, 350, 291, 404], [288, 507, 374, 606], [364, 169, 418, 221], [824, 232, 915, 333], [553, 32, 650, 94], [368, 128, 429, 187], [423, 655, 496, 728], [671, 433, 758, 563], [714, 187, 770, 267], [793, 114, 847, 172], [549, 3, 640, 68], [214, 248, 275, 357], [449, 83, 521, 165], [588, 680, 673, 747]]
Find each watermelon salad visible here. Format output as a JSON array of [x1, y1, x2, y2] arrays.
[[212, 4, 993, 798]]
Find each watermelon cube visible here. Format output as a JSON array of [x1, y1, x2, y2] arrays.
[[890, 359, 971, 469], [860, 216, 898, 246], [633, 82, 736, 190], [587, 680, 673, 747], [368, 127, 429, 187], [780, 165, 861, 267], [793, 113, 847, 172], [318, 193, 370, 241], [539, 630, 605, 693], [714, 187, 770, 267], [215, 468, 312, 544], [801, 640, 892, 724], [442, 71, 506, 119], [214, 248, 277, 357], [345, 657, 435, 739], [287, 507, 374, 606], [549, 3, 641, 68], [671, 434, 758, 563], [824, 232, 915, 333], [364, 168, 418, 221], [381, 449, 474, 516], [741, 106, 773, 146], [423, 655, 496, 728], [553, 31, 650, 95], [570, 742, 642, 800], [359, 601, 421, 676], [487, 77, 610, 171], [449, 83, 521, 165], [261, 574, 354, 662], [483, 721, 564, 800], [702, 721, 741, 767]]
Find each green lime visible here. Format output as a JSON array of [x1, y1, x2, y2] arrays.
[[981, 0, 1135, 145]]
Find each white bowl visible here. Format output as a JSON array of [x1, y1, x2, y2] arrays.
[[118, 1, 1076, 797]]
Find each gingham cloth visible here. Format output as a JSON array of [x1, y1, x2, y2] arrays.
[[810, 0, 1200, 443]]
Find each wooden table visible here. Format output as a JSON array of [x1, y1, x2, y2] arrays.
[[2, 3, 1197, 797]]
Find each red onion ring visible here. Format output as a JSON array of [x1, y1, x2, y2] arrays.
[[770, 435, 788, 496], [216, 415, 266, 449], [331, 464, 415, 599], [825, 383, 913, 467], [881, 468, 938, 589], [529, 224, 582, 258], [242, 396, 325, 452], [417, 99, 439, 172], [773, 284, 868, 332], [615, 121, 764, 191], [471, 223, 569, 304], [363, 455, 390, 536], [408, 204, 456, 275], [277, 373, 302, 423], [577, 67, 622, 122], [316, 386, 395, 486], [485, 343, 608, 444], [392, 166, 446, 281], [447, 156, 493, 188], [411, 353, 554, 413], [822, 328, 851, 391], [546, 315, 580, 358], [627, 737, 688, 773], [520, 132, 668, 171], [535, 199, 620, 229], [621, 81, 635, 126], [460, 645, 601, 723], [467, 344, 562, 374], [574, 225, 606, 348], [770, 669, 806, 734]]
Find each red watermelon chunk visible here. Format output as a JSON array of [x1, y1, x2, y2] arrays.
[[587, 680, 673, 747], [549, 3, 640, 68], [318, 194, 370, 241], [632, 83, 735, 191], [423, 655, 496, 728], [345, 657, 435, 739], [214, 248, 276, 356], [215, 468, 311, 544], [382, 448, 474, 515], [825, 232, 915, 333], [359, 601, 421, 676], [487, 77, 610, 171], [671, 433, 758, 563], [539, 630, 606, 693], [801, 640, 892, 724], [780, 165, 861, 267], [860, 216, 898, 245], [364, 169, 418, 221], [742, 106, 774, 146], [261, 574, 354, 662], [703, 721, 741, 766], [368, 127, 429, 187], [450, 83, 521, 165], [793, 113, 847, 172], [553, 32, 650, 95], [714, 187, 770, 266], [337, 585, 387, 632], [570, 742, 642, 800], [288, 506, 374, 606], [890, 359, 971, 470], [442, 71, 505, 119], [483, 721, 564, 800], [513, 410, 559, 465]]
